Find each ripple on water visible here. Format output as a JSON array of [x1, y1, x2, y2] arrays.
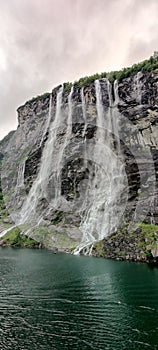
[[0, 249, 158, 349]]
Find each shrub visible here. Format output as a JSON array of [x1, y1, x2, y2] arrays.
[[71, 55, 158, 88]]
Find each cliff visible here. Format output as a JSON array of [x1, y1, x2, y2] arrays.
[[0, 57, 158, 262]]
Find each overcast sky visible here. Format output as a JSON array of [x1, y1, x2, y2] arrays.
[[0, 0, 158, 140]]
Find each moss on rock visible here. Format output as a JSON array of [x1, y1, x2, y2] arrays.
[[93, 223, 158, 264], [0, 226, 40, 247]]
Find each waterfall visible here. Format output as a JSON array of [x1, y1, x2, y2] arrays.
[[81, 87, 88, 170], [18, 87, 64, 224], [16, 79, 127, 253], [134, 72, 142, 104], [134, 72, 145, 148], [95, 80, 105, 142], [113, 80, 119, 106], [81, 87, 87, 137], [0, 225, 16, 238], [17, 161, 25, 187], [74, 79, 127, 254], [55, 86, 74, 203], [18, 85, 75, 225], [40, 94, 52, 147]]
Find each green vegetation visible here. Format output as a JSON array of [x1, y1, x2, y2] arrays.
[[138, 222, 158, 237], [49, 231, 79, 250], [64, 82, 73, 93], [28, 92, 50, 103], [30, 226, 49, 242], [118, 251, 126, 257], [136, 223, 158, 255], [25, 55, 158, 104], [93, 240, 106, 257], [0, 226, 39, 247], [93, 223, 158, 261], [73, 55, 158, 88], [107, 55, 158, 83], [24, 225, 79, 251], [74, 73, 105, 89]]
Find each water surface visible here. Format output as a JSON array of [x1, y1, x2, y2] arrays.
[[0, 247, 158, 349]]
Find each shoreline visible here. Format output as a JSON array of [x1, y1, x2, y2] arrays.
[[0, 239, 158, 266], [0, 222, 158, 266]]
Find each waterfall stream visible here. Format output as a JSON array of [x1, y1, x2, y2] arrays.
[[74, 79, 128, 254], [16, 79, 127, 254], [134, 71, 142, 104], [81, 87, 87, 137], [17, 161, 25, 188], [18, 86, 64, 224], [81, 87, 87, 168], [40, 94, 52, 147], [18, 85, 74, 225], [55, 86, 74, 203]]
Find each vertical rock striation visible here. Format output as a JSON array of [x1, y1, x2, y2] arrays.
[[0, 68, 158, 256]]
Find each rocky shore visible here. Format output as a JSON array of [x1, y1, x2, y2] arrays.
[[92, 223, 158, 264], [0, 222, 158, 266]]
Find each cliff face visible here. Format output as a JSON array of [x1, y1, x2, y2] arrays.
[[0, 70, 158, 256]]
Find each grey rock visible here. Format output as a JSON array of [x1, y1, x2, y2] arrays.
[[0, 70, 158, 254]]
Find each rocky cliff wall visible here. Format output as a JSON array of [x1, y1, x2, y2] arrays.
[[0, 70, 158, 257]]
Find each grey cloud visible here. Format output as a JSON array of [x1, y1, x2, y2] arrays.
[[0, 0, 157, 139]]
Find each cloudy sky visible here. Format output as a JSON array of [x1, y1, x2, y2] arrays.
[[0, 0, 158, 140]]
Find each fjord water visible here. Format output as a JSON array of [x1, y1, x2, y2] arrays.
[[1, 248, 158, 350]]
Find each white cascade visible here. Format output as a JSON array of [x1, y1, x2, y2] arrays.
[[134, 71, 142, 104], [81, 87, 88, 169], [18, 87, 64, 224], [55, 86, 74, 203], [17, 161, 25, 187], [0, 225, 16, 238], [40, 93, 52, 147], [81, 87, 87, 137], [113, 79, 119, 106], [134, 72, 146, 147], [74, 79, 127, 254]]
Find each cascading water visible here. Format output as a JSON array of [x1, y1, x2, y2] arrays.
[[18, 86, 64, 224], [134, 71, 142, 104], [134, 72, 145, 147], [0, 225, 16, 238], [40, 93, 52, 147], [18, 85, 75, 225], [17, 161, 25, 187], [14, 79, 127, 253], [81, 87, 87, 137], [55, 86, 74, 203], [81, 87, 88, 168], [74, 79, 128, 254]]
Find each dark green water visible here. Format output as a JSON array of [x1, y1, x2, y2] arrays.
[[0, 248, 158, 350]]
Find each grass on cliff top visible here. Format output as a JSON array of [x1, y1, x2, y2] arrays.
[[0, 226, 38, 247], [28, 92, 50, 103], [27, 55, 158, 100], [72, 54, 158, 89]]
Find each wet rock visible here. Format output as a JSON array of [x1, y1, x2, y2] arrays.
[[0, 70, 158, 255], [151, 243, 158, 258]]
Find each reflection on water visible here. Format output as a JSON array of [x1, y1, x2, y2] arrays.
[[0, 247, 158, 349]]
